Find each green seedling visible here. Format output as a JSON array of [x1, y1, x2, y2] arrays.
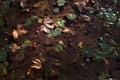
[[81, 37, 119, 61], [67, 13, 77, 20], [53, 8, 59, 13], [55, 40, 65, 53], [23, 16, 35, 26], [56, 19, 66, 27], [97, 7, 119, 27], [57, 0, 66, 6]]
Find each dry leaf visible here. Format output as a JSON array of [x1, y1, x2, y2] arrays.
[[31, 59, 42, 69], [9, 43, 20, 53], [62, 27, 72, 33], [12, 29, 19, 39], [43, 17, 53, 24], [44, 23, 54, 29], [78, 41, 83, 48], [17, 29, 28, 35], [40, 25, 51, 34], [81, 14, 91, 21]]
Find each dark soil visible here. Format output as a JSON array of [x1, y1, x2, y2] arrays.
[[0, 0, 120, 80]]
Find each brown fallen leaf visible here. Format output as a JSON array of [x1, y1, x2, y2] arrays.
[[78, 41, 84, 48], [81, 14, 91, 22], [44, 23, 54, 29], [62, 27, 72, 33], [9, 43, 20, 53], [17, 29, 28, 35], [40, 25, 51, 34], [12, 29, 19, 39], [43, 17, 54, 24], [31, 59, 42, 69]]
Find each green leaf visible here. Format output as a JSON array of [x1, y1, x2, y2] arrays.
[[67, 13, 77, 20], [0, 52, 7, 62], [52, 28, 62, 37], [21, 40, 31, 48], [56, 19, 66, 27], [53, 8, 59, 13], [47, 34, 53, 38], [57, 0, 66, 6]]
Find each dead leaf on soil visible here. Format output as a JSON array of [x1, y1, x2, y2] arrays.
[[78, 41, 84, 48], [12, 24, 28, 39], [43, 17, 54, 24], [12, 29, 19, 39], [9, 43, 20, 53], [81, 14, 91, 22], [31, 59, 42, 69], [40, 25, 51, 34], [62, 27, 73, 33]]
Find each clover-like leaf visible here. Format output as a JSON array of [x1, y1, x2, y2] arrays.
[[67, 13, 77, 20]]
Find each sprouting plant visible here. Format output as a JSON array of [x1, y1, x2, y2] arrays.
[[81, 37, 119, 61], [54, 40, 65, 53], [97, 7, 119, 28], [67, 13, 77, 20], [23, 16, 35, 26], [53, 8, 60, 13], [0, 0, 11, 27], [47, 28, 62, 38], [57, 0, 66, 6], [47, 19, 66, 38], [98, 73, 112, 80], [56, 19, 66, 27]]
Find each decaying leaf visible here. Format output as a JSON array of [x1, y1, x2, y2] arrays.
[[17, 29, 28, 35], [81, 14, 91, 22], [12, 29, 19, 39], [31, 59, 42, 69], [43, 17, 53, 24], [9, 43, 20, 53], [17, 24, 28, 35], [40, 25, 51, 34], [78, 41, 83, 48], [62, 27, 73, 33], [12, 24, 28, 39]]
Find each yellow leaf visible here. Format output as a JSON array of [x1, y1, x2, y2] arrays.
[[12, 29, 18, 39], [78, 41, 83, 48]]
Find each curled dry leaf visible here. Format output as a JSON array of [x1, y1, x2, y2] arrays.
[[12, 29, 19, 39], [44, 23, 54, 29], [43, 17, 54, 24], [62, 27, 72, 33], [17, 29, 28, 35], [40, 25, 51, 34], [31, 59, 42, 69], [81, 14, 91, 22], [78, 41, 83, 49], [9, 43, 20, 53]]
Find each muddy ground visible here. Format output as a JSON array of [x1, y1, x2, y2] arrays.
[[0, 0, 120, 80]]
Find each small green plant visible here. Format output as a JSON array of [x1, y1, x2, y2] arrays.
[[57, 0, 66, 6], [54, 40, 65, 53], [47, 19, 66, 38], [23, 16, 35, 26], [56, 19, 66, 27], [53, 8, 59, 13], [47, 28, 62, 38], [97, 7, 120, 28], [67, 13, 77, 20], [98, 73, 110, 80], [0, 0, 11, 27], [81, 37, 119, 61]]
